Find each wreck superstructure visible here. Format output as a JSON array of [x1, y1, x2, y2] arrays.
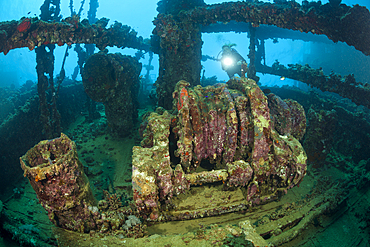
[[0, 0, 369, 246]]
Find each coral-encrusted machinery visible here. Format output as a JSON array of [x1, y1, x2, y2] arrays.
[[133, 77, 307, 221], [82, 51, 142, 137], [20, 133, 99, 232]]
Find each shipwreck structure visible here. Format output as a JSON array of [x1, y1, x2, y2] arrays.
[[0, 0, 369, 246], [82, 51, 142, 137], [20, 134, 100, 233], [133, 77, 307, 221]]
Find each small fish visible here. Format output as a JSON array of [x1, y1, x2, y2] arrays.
[[27, 11, 31, 14], [280, 76, 286, 81]]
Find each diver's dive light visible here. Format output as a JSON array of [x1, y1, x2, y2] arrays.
[[221, 56, 234, 67]]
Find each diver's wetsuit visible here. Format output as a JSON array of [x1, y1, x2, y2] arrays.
[[221, 47, 246, 78]]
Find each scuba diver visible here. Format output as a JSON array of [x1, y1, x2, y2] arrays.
[[219, 44, 247, 78], [202, 43, 248, 79]]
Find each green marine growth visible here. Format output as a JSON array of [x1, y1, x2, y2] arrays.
[[222, 233, 255, 247]]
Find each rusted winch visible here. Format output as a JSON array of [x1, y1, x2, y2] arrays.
[[133, 77, 307, 221]]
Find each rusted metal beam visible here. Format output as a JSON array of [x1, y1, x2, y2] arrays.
[[257, 62, 370, 109], [0, 16, 150, 55], [176, 1, 370, 56]]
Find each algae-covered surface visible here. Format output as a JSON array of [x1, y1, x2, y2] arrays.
[[2, 107, 369, 247], [1, 122, 359, 247]]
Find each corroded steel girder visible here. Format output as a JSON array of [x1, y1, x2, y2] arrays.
[[172, 1, 370, 56], [257, 62, 370, 109], [0, 16, 150, 55]]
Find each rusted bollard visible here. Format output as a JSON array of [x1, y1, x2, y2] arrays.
[[20, 133, 99, 232]]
